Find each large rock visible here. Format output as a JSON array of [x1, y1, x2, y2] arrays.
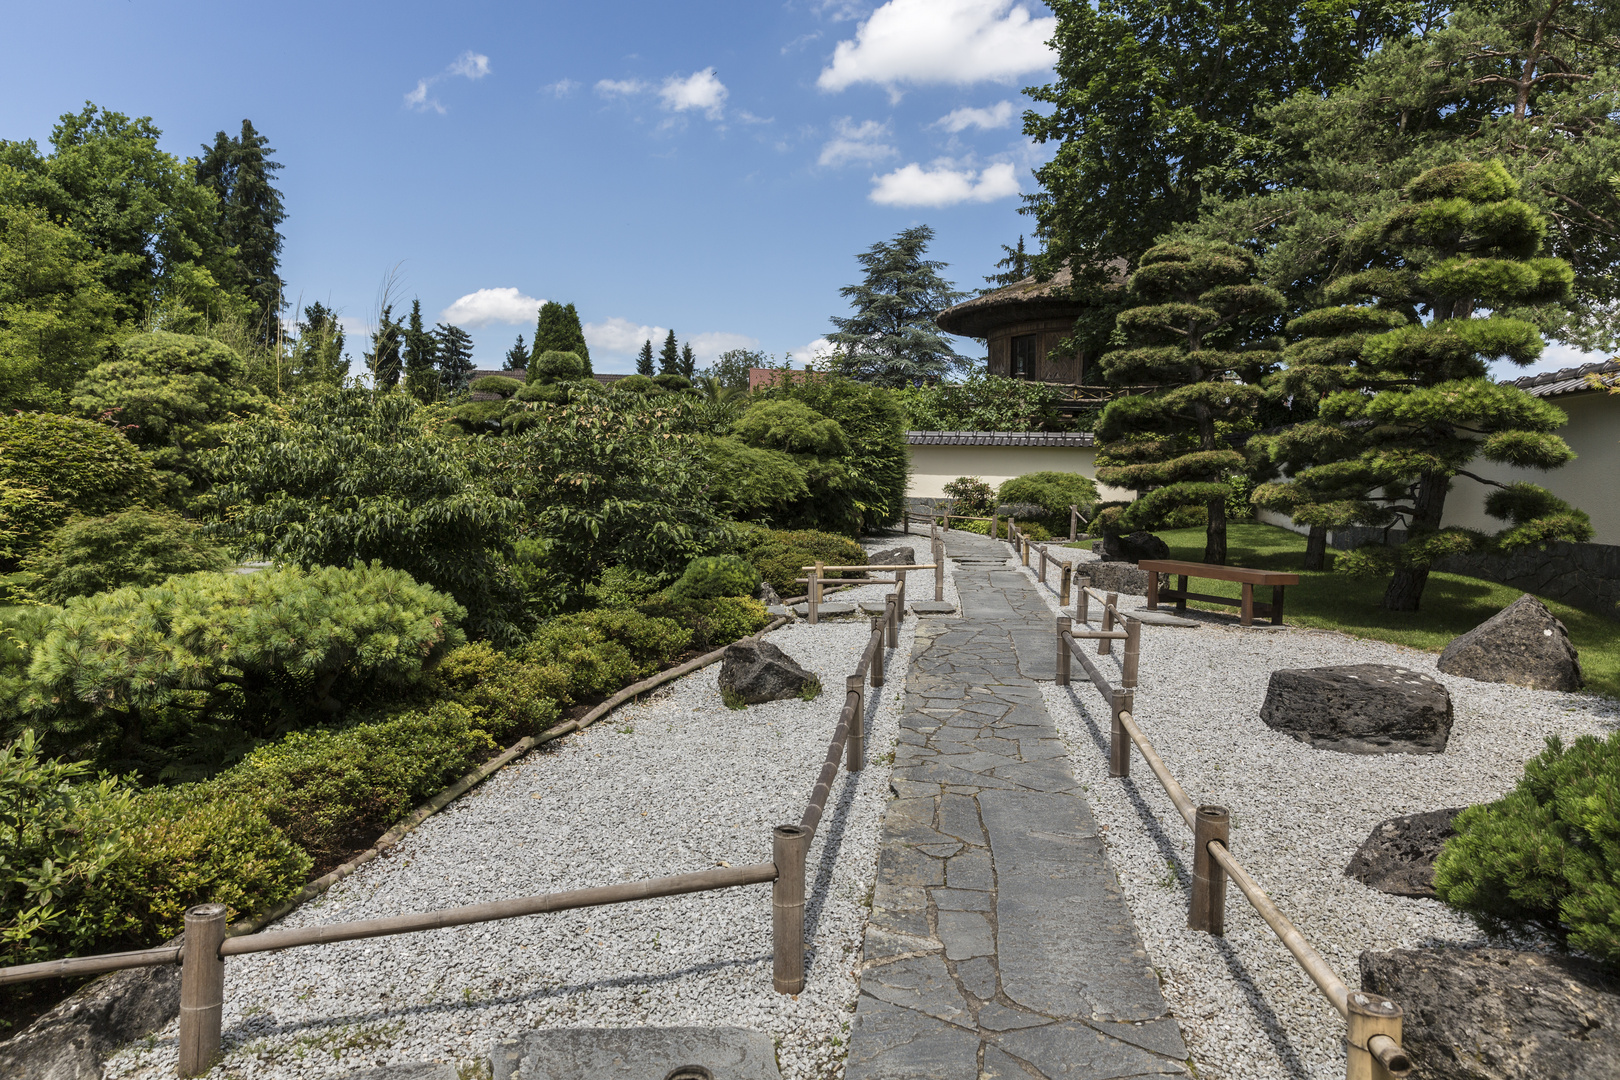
[[867, 545, 916, 568], [493, 1027, 781, 1080], [1345, 807, 1464, 899], [1437, 594, 1583, 692], [717, 640, 817, 704], [1360, 947, 1620, 1080], [1101, 531, 1170, 563], [0, 962, 180, 1080], [1082, 562, 1166, 597], [1260, 664, 1453, 754], [755, 580, 782, 607]]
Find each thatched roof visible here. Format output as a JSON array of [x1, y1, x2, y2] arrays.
[[936, 260, 1127, 338]]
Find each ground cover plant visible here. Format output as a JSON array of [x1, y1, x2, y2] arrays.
[[1143, 522, 1619, 699]]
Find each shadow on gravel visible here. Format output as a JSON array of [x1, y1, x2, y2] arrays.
[[802, 684, 880, 978], [1061, 685, 1313, 1080]]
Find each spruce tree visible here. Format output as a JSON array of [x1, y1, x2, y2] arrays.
[[533, 301, 592, 375], [679, 341, 697, 380], [401, 299, 439, 402], [827, 225, 969, 386], [365, 305, 403, 389], [636, 339, 655, 376], [984, 236, 1031, 290], [434, 323, 475, 394], [1093, 241, 1284, 565], [1265, 160, 1590, 611], [294, 301, 348, 385], [504, 334, 529, 371], [195, 119, 287, 333], [658, 331, 680, 376]]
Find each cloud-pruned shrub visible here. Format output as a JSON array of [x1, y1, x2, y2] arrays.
[[21, 506, 228, 602], [672, 554, 762, 600]]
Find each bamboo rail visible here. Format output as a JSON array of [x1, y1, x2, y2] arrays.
[[1053, 614, 1411, 1079]]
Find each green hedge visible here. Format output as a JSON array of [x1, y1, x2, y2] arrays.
[[732, 526, 867, 595]]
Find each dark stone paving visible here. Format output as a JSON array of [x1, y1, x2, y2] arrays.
[[846, 532, 1186, 1079]]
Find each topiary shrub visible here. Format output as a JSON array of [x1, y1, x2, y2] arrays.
[[733, 399, 849, 456], [526, 350, 584, 383], [614, 373, 657, 394], [21, 507, 229, 602], [0, 413, 160, 561], [653, 373, 692, 393], [671, 554, 762, 600], [641, 594, 769, 652], [1435, 731, 1620, 965], [430, 642, 565, 740], [519, 609, 692, 700], [470, 375, 524, 398], [942, 476, 994, 517], [997, 471, 1099, 522], [732, 526, 867, 595]]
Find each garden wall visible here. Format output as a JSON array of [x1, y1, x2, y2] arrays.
[[904, 431, 1134, 502]]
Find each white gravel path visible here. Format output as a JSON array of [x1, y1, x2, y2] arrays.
[[1014, 545, 1619, 1080], [106, 542, 939, 1080]]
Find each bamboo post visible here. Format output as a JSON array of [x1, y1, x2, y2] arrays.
[[1056, 616, 1071, 686], [772, 824, 809, 993], [896, 573, 907, 621], [885, 594, 899, 648], [1021, 535, 1031, 567], [1039, 545, 1048, 584], [1060, 563, 1072, 607], [1070, 504, 1078, 541], [1346, 992, 1407, 1080], [176, 903, 228, 1077], [1099, 591, 1118, 655], [945, 509, 952, 532], [1007, 516, 1015, 546], [869, 617, 885, 688], [1122, 617, 1141, 689], [1188, 806, 1229, 935], [808, 563, 821, 625], [1077, 583, 1090, 625], [846, 676, 865, 773], [1109, 692, 1131, 778], [934, 540, 944, 601]]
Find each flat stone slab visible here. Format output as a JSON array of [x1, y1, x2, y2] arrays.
[[910, 601, 956, 615], [492, 1027, 781, 1080], [1129, 608, 1201, 627], [790, 602, 856, 616], [859, 601, 891, 615], [766, 604, 794, 618], [353, 1066, 457, 1080]]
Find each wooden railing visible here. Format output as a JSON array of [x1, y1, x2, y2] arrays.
[[0, 578, 915, 1076]]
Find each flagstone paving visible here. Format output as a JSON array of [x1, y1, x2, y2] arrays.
[[845, 530, 1187, 1079]]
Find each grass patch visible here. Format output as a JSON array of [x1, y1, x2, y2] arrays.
[[798, 678, 823, 702], [1151, 523, 1620, 701], [721, 688, 749, 711]]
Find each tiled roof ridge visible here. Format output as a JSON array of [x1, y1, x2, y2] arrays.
[[1508, 357, 1619, 395], [906, 429, 1096, 446]]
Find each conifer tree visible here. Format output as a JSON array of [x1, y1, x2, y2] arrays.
[[1093, 241, 1284, 565], [1262, 160, 1590, 611], [827, 225, 969, 386], [533, 301, 592, 375], [636, 339, 655, 376], [294, 301, 348, 385], [434, 323, 475, 394], [984, 236, 1031, 289], [504, 334, 529, 371], [401, 299, 439, 402], [365, 305, 403, 389], [680, 341, 696, 380], [658, 331, 680, 376], [195, 119, 287, 333]]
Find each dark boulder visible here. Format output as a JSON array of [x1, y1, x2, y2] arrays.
[[1083, 562, 1166, 597], [1360, 947, 1620, 1080], [1437, 594, 1583, 692], [867, 546, 916, 569], [717, 640, 817, 705], [1102, 531, 1170, 563], [1345, 808, 1464, 899], [0, 961, 180, 1080], [756, 580, 782, 607], [1260, 664, 1453, 754]]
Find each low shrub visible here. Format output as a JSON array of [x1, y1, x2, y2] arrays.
[[672, 554, 761, 600], [641, 595, 769, 652], [942, 476, 994, 517], [948, 518, 1052, 541], [733, 526, 867, 595], [430, 642, 565, 740], [521, 609, 693, 700], [214, 703, 495, 863], [586, 565, 669, 610], [996, 471, 1099, 522], [79, 783, 311, 947], [1435, 731, 1620, 964], [469, 375, 523, 398], [21, 507, 229, 602]]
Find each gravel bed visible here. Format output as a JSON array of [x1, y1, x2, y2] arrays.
[[105, 544, 936, 1080], [1012, 551, 1618, 1079]]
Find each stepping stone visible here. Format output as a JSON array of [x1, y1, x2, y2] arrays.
[[859, 601, 891, 615], [911, 601, 956, 615], [790, 602, 856, 616], [765, 604, 794, 618], [1129, 608, 1200, 627], [492, 1027, 781, 1080], [353, 1067, 456, 1080]]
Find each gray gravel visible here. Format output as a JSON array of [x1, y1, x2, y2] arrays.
[[1015, 547, 1619, 1080], [105, 543, 933, 1080]]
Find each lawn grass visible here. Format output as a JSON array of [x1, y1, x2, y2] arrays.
[[1093, 522, 1619, 701]]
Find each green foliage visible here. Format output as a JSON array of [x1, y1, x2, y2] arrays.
[[1435, 732, 1620, 964], [532, 302, 591, 375], [402, 300, 439, 403], [0, 731, 134, 966], [731, 526, 867, 595], [996, 472, 1098, 522], [941, 476, 994, 516], [9, 564, 466, 772], [21, 506, 228, 602], [429, 642, 563, 741], [825, 225, 971, 385], [640, 594, 768, 652], [193, 119, 286, 331], [79, 782, 309, 946], [521, 610, 692, 700], [701, 438, 809, 522], [894, 373, 1090, 432], [214, 702, 493, 863], [585, 565, 669, 611], [0, 412, 160, 563], [434, 323, 475, 394], [526, 350, 584, 384], [733, 400, 848, 456], [201, 387, 524, 640], [702, 348, 762, 391], [671, 555, 762, 600], [470, 375, 523, 398]]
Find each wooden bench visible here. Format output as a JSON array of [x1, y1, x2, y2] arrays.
[[1139, 559, 1300, 627]]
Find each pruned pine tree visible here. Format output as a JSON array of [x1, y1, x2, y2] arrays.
[[636, 339, 655, 376], [680, 341, 696, 380], [504, 334, 529, 371], [1268, 161, 1590, 611], [435, 323, 475, 394], [1093, 241, 1284, 565], [365, 305, 403, 389], [826, 225, 969, 387], [1250, 304, 1409, 569], [402, 299, 439, 402], [658, 331, 680, 376], [533, 301, 592, 375], [195, 119, 287, 334]]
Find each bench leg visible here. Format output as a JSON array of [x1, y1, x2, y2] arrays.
[[1146, 569, 1159, 610], [1240, 583, 1254, 626], [1176, 575, 1188, 614], [1272, 585, 1285, 626]]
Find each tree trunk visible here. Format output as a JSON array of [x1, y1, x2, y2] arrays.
[[1383, 564, 1431, 612], [1204, 496, 1227, 565], [1303, 525, 1328, 571], [1382, 470, 1449, 612]]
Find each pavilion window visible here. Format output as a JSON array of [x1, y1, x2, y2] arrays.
[[1011, 334, 1038, 380]]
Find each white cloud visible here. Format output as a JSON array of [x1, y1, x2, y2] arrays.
[[937, 100, 1016, 132], [439, 288, 544, 328], [541, 78, 578, 97], [790, 337, 836, 366], [595, 78, 647, 98], [660, 69, 728, 119], [405, 50, 492, 113], [818, 117, 896, 167], [689, 331, 761, 362], [585, 317, 670, 357], [818, 0, 1056, 95], [869, 160, 1020, 206]]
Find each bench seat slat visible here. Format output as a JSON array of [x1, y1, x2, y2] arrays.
[[1138, 559, 1299, 586]]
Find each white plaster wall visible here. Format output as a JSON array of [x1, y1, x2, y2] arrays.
[[905, 443, 1136, 502]]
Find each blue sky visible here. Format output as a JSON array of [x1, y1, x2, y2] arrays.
[[2, 0, 1058, 373], [1, 0, 1600, 378]]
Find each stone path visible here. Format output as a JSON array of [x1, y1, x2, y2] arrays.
[[845, 531, 1187, 1079]]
